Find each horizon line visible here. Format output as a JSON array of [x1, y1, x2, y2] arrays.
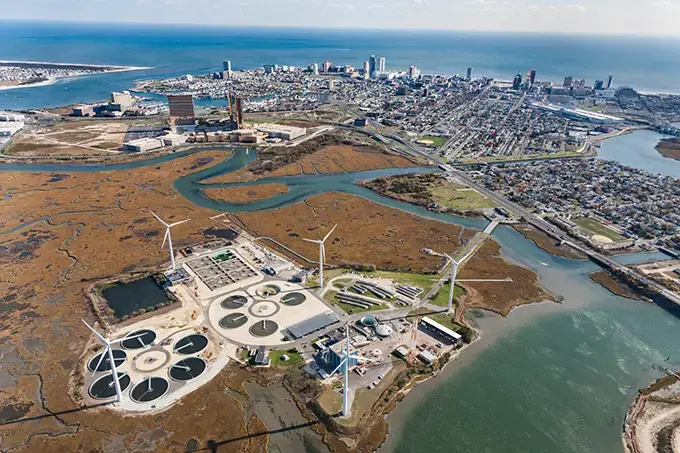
[[2, 18, 680, 39]]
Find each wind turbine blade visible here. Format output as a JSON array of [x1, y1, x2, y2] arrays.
[[323, 224, 338, 242], [302, 238, 322, 244], [328, 358, 347, 377], [111, 332, 146, 344], [150, 211, 168, 227], [169, 218, 190, 228], [82, 320, 108, 344], [322, 243, 326, 262], [92, 345, 110, 374], [161, 229, 169, 250]]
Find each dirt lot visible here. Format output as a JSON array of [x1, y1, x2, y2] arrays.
[[4, 119, 143, 157], [233, 192, 461, 273], [456, 240, 555, 317], [204, 183, 288, 203], [656, 137, 680, 161]]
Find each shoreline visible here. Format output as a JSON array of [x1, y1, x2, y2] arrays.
[[0, 63, 151, 92], [655, 138, 680, 162]]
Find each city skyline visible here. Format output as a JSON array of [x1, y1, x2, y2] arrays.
[[2, 0, 680, 36]]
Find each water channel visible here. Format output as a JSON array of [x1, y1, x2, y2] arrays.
[[1, 142, 679, 453]]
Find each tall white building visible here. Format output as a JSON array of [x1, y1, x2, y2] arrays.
[[363, 60, 369, 74], [312, 63, 319, 75], [223, 60, 232, 72], [408, 65, 420, 80], [378, 57, 386, 73]]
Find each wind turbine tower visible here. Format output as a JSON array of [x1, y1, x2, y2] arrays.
[[327, 324, 361, 417], [151, 212, 190, 270], [443, 253, 460, 312], [82, 320, 146, 403], [303, 224, 337, 291]]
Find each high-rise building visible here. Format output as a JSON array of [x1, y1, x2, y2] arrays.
[[110, 91, 132, 112], [607, 75, 613, 88], [167, 94, 195, 125], [466, 67, 473, 80], [322, 60, 332, 73], [526, 69, 536, 84], [369, 55, 377, 78], [378, 57, 386, 73], [312, 63, 319, 75], [594, 80, 604, 90], [408, 65, 420, 80], [363, 60, 370, 75], [512, 73, 522, 90], [327, 80, 335, 90], [222, 60, 232, 72], [563, 76, 573, 87]]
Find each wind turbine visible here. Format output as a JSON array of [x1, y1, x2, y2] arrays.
[[443, 253, 460, 313], [82, 320, 147, 403], [326, 324, 362, 417], [150, 211, 190, 270], [303, 224, 337, 291]]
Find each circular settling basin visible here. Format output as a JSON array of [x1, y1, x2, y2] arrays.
[[360, 316, 377, 327], [169, 357, 207, 381], [121, 329, 156, 350], [248, 300, 280, 318], [281, 292, 306, 306], [88, 372, 131, 399], [249, 320, 279, 337], [174, 334, 208, 355], [134, 349, 171, 372], [130, 377, 169, 403], [87, 349, 127, 372], [256, 284, 281, 297], [220, 294, 248, 310], [219, 313, 249, 329]]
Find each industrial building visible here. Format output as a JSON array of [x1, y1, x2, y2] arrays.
[[254, 123, 306, 141], [419, 316, 462, 345], [110, 91, 133, 112], [229, 129, 267, 143], [160, 133, 187, 146], [321, 338, 358, 370], [0, 121, 23, 137], [72, 105, 95, 117], [123, 137, 164, 152], [0, 112, 25, 122]]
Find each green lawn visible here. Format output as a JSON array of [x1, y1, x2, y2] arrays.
[[573, 217, 625, 241], [420, 135, 448, 147], [430, 182, 495, 211], [429, 283, 466, 308], [269, 349, 303, 367]]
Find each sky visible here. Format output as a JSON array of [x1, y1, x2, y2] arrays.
[[2, 0, 680, 35]]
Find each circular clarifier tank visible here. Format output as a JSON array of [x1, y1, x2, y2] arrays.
[[168, 357, 206, 381], [256, 284, 281, 297], [130, 377, 169, 403], [87, 349, 126, 372], [88, 372, 131, 400], [360, 316, 377, 327], [173, 334, 208, 355], [281, 292, 306, 306], [220, 294, 248, 310], [249, 320, 279, 337], [219, 313, 248, 329], [120, 329, 156, 350]]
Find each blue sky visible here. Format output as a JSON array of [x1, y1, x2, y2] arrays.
[[2, 0, 679, 35]]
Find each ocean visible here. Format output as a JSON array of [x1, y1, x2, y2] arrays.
[[2, 20, 680, 110]]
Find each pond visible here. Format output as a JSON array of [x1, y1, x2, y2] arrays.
[[101, 276, 170, 318]]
